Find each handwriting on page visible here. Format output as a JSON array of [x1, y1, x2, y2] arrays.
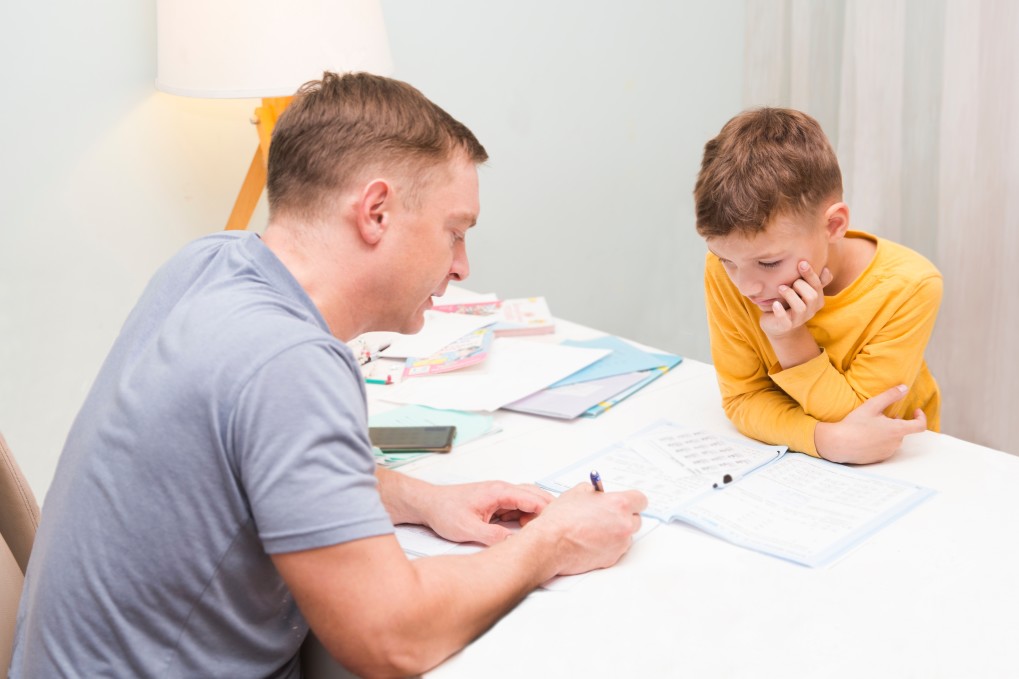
[[545, 423, 782, 517]]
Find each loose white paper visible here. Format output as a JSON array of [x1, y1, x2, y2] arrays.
[[381, 339, 610, 411]]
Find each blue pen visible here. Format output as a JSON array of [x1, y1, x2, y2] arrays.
[[590, 470, 604, 492]]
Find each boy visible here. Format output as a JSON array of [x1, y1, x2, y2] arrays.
[[693, 108, 941, 464]]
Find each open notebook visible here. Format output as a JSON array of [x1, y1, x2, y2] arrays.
[[539, 420, 934, 568]]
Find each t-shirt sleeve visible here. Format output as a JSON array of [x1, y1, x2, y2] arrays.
[[769, 272, 943, 422], [705, 254, 821, 455], [228, 340, 394, 554]]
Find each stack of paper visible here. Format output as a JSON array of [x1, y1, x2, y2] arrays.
[[432, 296, 555, 336], [503, 336, 682, 419], [380, 339, 610, 412]]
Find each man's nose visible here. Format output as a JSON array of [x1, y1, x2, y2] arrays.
[[449, 246, 470, 282]]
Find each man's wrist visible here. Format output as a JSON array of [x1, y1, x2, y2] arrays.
[[513, 516, 571, 582], [376, 468, 435, 526]]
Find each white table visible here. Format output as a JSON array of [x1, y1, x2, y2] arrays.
[[309, 322, 1019, 678]]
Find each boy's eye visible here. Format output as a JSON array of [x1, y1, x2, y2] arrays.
[[758, 261, 781, 269]]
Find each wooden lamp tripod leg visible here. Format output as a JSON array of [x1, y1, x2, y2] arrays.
[[224, 96, 292, 231], [225, 148, 267, 230]]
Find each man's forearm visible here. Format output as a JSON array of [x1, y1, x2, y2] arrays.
[[375, 466, 433, 525]]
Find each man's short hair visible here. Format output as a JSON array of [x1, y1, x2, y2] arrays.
[[693, 107, 842, 238], [267, 71, 488, 220]]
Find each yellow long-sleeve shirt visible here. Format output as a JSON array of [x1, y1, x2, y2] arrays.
[[705, 230, 942, 456]]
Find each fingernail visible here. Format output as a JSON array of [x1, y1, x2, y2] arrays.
[[778, 285, 788, 292], [898, 385, 908, 392], [799, 261, 809, 271]]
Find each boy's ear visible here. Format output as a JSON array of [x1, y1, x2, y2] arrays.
[[355, 179, 392, 245], [824, 202, 850, 241]]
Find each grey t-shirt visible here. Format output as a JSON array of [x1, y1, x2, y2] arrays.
[[11, 232, 394, 677]]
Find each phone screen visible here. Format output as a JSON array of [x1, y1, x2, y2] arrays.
[[368, 426, 457, 452]]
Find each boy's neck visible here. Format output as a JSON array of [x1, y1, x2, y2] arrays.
[[826, 232, 876, 296]]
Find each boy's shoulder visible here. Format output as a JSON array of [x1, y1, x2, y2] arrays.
[[868, 232, 942, 283]]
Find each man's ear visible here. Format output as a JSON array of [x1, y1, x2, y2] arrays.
[[356, 179, 392, 245], [824, 201, 850, 241]]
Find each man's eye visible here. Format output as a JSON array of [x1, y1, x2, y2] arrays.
[[759, 261, 781, 269]]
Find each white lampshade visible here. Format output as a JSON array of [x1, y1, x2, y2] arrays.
[[156, 0, 394, 99]]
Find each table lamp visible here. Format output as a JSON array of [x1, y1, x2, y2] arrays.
[[156, 0, 394, 231]]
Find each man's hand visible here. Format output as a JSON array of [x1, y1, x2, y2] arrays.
[[815, 385, 928, 464], [760, 261, 833, 338], [415, 480, 554, 546], [521, 483, 648, 576]]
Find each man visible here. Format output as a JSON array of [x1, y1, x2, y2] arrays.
[[11, 72, 646, 677]]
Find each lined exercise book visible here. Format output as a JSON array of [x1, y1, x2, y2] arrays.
[[539, 420, 934, 568]]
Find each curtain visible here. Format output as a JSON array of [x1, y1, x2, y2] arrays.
[[743, 0, 1019, 454]]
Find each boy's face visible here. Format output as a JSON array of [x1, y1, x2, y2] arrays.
[[706, 209, 832, 311]]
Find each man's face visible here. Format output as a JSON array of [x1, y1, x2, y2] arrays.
[[706, 210, 831, 311], [381, 155, 480, 334]]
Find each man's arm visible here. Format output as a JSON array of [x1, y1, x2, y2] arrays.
[[375, 466, 553, 545], [272, 482, 646, 678]]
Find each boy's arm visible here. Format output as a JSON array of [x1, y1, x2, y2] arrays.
[[768, 272, 942, 422], [705, 258, 939, 460], [707, 286, 821, 455]]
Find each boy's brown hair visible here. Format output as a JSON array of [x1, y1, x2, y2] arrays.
[[693, 108, 842, 238], [267, 71, 488, 220]]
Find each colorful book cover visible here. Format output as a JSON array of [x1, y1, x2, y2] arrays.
[[402, 328, 495, 378], [431, 297, 555, 337]]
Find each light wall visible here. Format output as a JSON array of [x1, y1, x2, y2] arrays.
[[0, 1, 744, 500]]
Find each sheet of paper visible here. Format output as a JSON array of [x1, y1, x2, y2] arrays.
[[538, 421, 785, 518], [381, 339, 610, 412], [677, 454, 934, 567], [393, 520, 661, 591], [379, 312, 495, 359], [503, 371, 648, 419], [552, 336, 675, 387]]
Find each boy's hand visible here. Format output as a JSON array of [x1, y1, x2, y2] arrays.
[[814, 385, 928, 464], [759, 261, 833, 338]]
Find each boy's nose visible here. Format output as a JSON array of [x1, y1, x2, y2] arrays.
[[735, 273, 763, 298]]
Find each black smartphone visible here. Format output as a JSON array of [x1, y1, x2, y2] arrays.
[[368, 426, 457, 453]]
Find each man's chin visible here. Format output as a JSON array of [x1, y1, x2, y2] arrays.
[[397, 311, 428, 335]]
